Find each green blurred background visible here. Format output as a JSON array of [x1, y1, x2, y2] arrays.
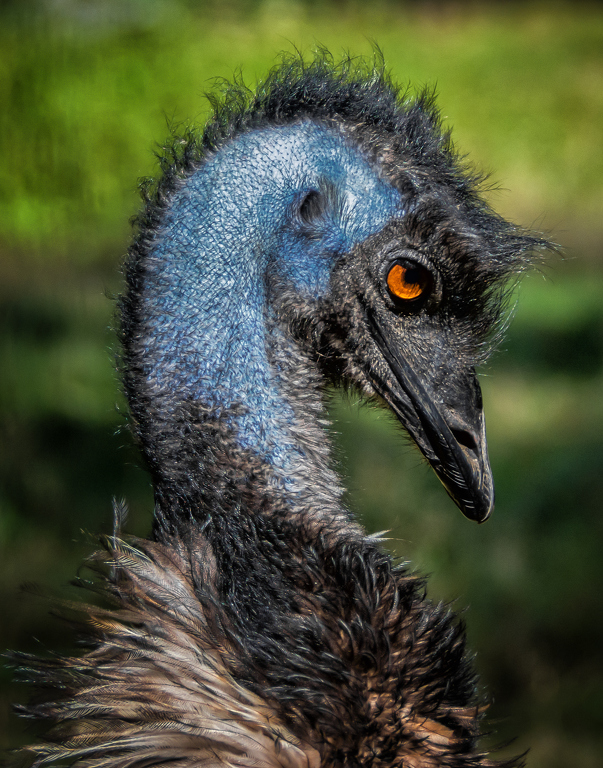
[[1, 1, 602, 764]]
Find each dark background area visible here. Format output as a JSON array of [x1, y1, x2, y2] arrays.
[[1, 2, 602, 765]]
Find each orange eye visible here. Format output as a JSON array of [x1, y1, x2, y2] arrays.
[[386, 262, 430, 303]]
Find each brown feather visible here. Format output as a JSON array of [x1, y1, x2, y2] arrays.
[[13, 536, 320, 768]]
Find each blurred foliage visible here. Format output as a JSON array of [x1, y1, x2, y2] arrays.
[[1, 2, 602, 766]]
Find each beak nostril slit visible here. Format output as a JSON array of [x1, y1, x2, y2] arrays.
[[452, 428, 478, 454]]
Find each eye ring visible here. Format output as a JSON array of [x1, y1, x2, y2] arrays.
[[386, 260, 432, 307]]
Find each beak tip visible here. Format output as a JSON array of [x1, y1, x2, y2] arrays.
[[475, 508, 493, 524], [460, 489, 494, 524]]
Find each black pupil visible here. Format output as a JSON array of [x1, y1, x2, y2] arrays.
[[404, 265, 423, 286]]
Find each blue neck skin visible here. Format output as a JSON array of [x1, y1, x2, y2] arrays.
[[140, 121, 403, 497]]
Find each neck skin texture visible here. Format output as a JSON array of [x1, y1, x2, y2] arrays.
[[131, 122, 402, 515]]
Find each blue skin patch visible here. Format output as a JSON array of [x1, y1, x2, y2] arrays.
[[142, 121, 403, 484]]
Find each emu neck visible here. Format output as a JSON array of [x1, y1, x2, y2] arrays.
[[138, 258, 337, 511]]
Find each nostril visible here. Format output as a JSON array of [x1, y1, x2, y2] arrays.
[[452, 428, 478, 454]]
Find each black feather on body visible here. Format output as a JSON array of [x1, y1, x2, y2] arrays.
[[8, 52, 547, 768]]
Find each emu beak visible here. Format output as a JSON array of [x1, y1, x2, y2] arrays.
[[367, 312, 494, 523]]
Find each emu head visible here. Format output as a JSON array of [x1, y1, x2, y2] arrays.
[[122, 54, 541, 524]]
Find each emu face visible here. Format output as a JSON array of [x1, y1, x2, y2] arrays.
[[321, 197, 501, 522]]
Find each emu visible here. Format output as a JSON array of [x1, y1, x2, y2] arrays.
[[11, 54, 543, 768]]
